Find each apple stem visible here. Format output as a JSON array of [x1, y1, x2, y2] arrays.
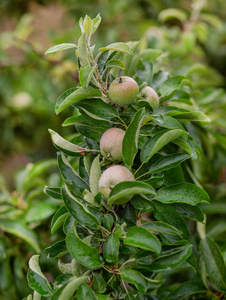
[[134, 162, 144, 177], [89, 52, 109, 96], [118, 76, 123, 84]]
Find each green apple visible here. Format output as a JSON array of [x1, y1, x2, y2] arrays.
[[98, 165, 135, 199], [139, 86, 159, 110], [108, 76, 139, 105], [100, 128, 125, 162]]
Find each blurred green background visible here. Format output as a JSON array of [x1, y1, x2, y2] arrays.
[[0, 0, 226, 299], [1, 0, 226, 185]]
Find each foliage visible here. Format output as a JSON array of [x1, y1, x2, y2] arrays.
[[25, 15, 226, 299], [1, 0, 225, 167], [146, 1, 226, 274], [0, 160, 62, 300]]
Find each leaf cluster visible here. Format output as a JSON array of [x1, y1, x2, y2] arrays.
[[0, 159, 62, 299]]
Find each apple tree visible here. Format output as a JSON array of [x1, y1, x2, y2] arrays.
[[25, 15, 226, 300]]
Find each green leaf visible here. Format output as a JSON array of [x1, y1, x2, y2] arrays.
[[143, 175, 164, 188], [103, 214, 114, 231], [150, 244, 193, 271], [166, 281, 205, 300], [158, 8, 187, 23], [83, 15, 92, 36], [63, 120, 104, 141], [76, 124, 105, 141], [58, 275, 89, 300], [107, 181, 156, 206], [87, 206, 103, 225], [170, 111, 211, 125], [155, 106, 188, 115], [95, 293, 111, 300], [152, 201, 190, 241], [77, 33, 89, 65], [143, 276, 165, 291], [156, 183, 210, 206], [141, 221, 182, 236], [57, 152, 89, 189], [141, 129, 187, 163], [200, 236, 226, 292], [79, 17, 84, 33], [161, 107, 210, 127], [45, 43, 77, 54], [25, 202, 57, 223], [54, 88, 76, 113], [173, 137, 198, 159], [83, 189, 100, 207], [103, 233, 120, 263], [122, 108, 146, 167], [136, 49, 163, 62], [49, 129, 90, 157], [199, 12, 223, 30], [55, 87, 102, 114], [27, 255, 52, 296], [128, 49, 162, 76], [51, 206, 70, 234], [58, 259, 79, 276], [0, 220, 40, 252], [79, 107, 112, 126], [62, 184, 100, 228], [121, 268, 147, 295], [99, 42, 133, 54], [23, 159, 57, 185], [172, 203, 204, 223], [124, 226, 161, 254], [153, 115, 185, 130], [106, 59, 125, 70], [91, 14, 101, 34], [62, 115, 87, 127], [136, 61, 153, 85], [43, 186, 62, 200], [66, 226, 103, 269], [44, 240, 68, 258], [76, 284, 96, 300], [149, 153, 190, 173], [56, 265, 72, 279], [89, 155, 101, 196], [73, 98, 119, 118], [55, 274, 72, 286], [92, 273, 107, 293], [159, 76, 191, 98], [79, 65, 96, 88], [163, 165, 184, 185], [130, 195, 154, 212], [186, 251, 197, 271]]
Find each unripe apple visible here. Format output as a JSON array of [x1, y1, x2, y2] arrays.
[[98, 165, 135, 199], [108, 76, 139, 105], [100, 128, 125, 162], [140, 86, 159, 110]]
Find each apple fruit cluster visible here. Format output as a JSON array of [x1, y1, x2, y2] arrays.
[[108, 75, 159, 109], [98, 76, 159, 202]]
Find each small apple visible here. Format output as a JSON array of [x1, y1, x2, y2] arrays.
[[139, 86, 159, 110], [98, 165, 135, 199], [108, 76, 139, 105], [100, 128, 125, 162]]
